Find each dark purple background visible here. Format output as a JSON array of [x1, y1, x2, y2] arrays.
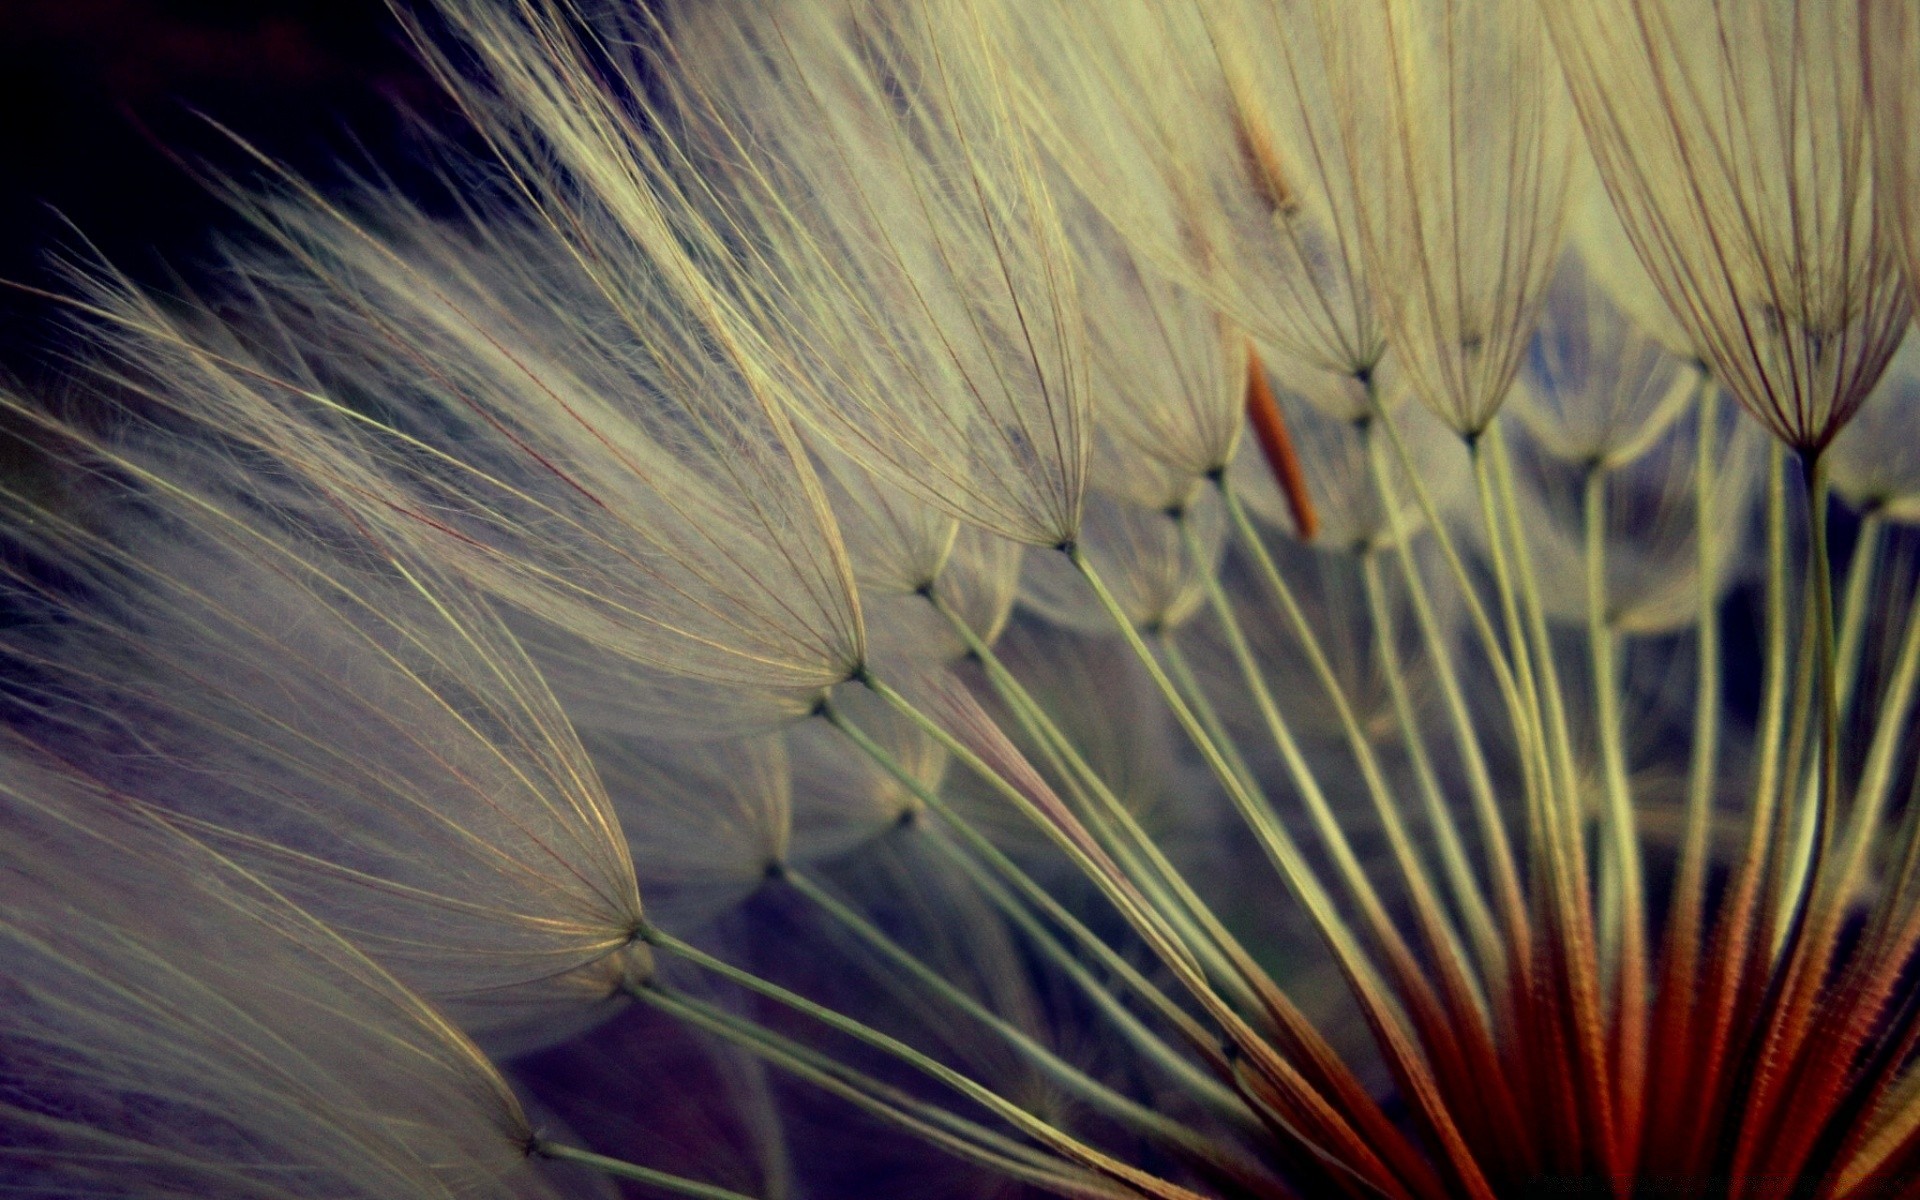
[[0, 0, 442, 379]]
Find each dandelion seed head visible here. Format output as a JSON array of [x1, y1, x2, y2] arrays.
[[0, 744, 560, 1200], [1543, 0, 1911, 452], [1018, 491, 1227, 637], [9, 0, 1920, 1195]]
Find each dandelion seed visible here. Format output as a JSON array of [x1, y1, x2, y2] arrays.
[[1317, 0, 1578, 436], [0, 406, 648, 1046], [11, 0, 1920, 1196], [0, 744, 564, 1200], [1543, 0, 1911, 453]]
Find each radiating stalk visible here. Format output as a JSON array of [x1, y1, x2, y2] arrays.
[[821, 698, 1213, 1052], [534, 1141, 766, 1200], [1806, 453, 1841, 875], [1467, 435, 1558, 867], [1473, 427, 1613, 1175], [1764, 456, 1840, 951], [1370, 394, 1534, 780], [1493, 427, 1620, 1184], [1674, 443, 1791, 1179], [863, 670, 1209, 988], [1156, 626, 1460, 1197], [1360, 549, 1506, 993], [1647, 374, 1720, 1157], [1488, 422, 1589, 848], [1833, 570, 1920, 897], [1835, 510, 1886, 718], [920, 824, 1257, 1125], [1741, 589, 1920, 1184], [1725, 455, 1866, 1184], [1176, 520, 1415, 992], [631, 985, 1140, 1200], [644, 926, 1210, 1200], [855, 669, 1401, 1181], [923, 591, 1278, 1020], [1155, 631, 1270, 805], [1582, 462, 1647, 1163], [782, 863, 1231, 1161], [1362, 417, 1532, 970], [1212, 483, 1492, 1032], [1195, 496, 1539, 1182], [1071, 545, 1495, 1200], [823, 699, 1253, 1123]]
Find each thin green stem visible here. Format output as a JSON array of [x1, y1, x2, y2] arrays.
[[1362, 417, 1531, 967], [534, 1141, 763, 1200], [645, 927, 1208, 1200], [1468, 435, 1558, 875], [1071, 543, 1495, 1200], [1212, 483, 1487, 1025], [1832, 564, 1920, 903], [923, 592, 1272, 1020], [1672, 443, 1793, 1180], [819, 701, 1223, 1056], [1174, 521, 1399, 992], [1486, 424, 1589, 867], [1154, 632, 1266, 803], [1806, 452, 1840, 877], [1478, 426, 1617, 1175], [1721, 451, 1851, 1185], [1644, 375, 1721, 1173], [857, 663, 1432, 1199], [1765, 456, 1834, 955], [783, 864, 1227, 1160], [1371, 397, 1532, 783], [1582, 461, 1647, 1156], [631, 985, 1135, 1200], [1662, 375, 1722, 996], [1747, 443, 1797, 862], [920, 824, 1256, 1125], [1359, 548, 1506, 992], [1835, 510, 1885, 719]]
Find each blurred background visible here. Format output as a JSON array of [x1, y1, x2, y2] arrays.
[[0, 0, 442, 383]]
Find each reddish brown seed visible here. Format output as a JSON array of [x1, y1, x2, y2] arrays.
[[1243, 343, 1320, 542]]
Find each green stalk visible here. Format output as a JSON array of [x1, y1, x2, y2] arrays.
[[1155, 632, 1265, 802], [1728, 443, 1799, 967], [856, 663, 1433, 1198], [1764, 457, 1833, 956], [1467, 434, 1558, 881], [1362, 418, 1532, 966], [1805, 453, 1841, 879], [1830, 565, 1920, 904], [919, 823, 1257, 1125], [1074, 540, 1394, 1008], [1835, 510, 1885, 718], [782, 864, 1229, 1161], [1360, 548, 1506, 991], [1671, 442, 1792, 1179], [1370, 397, 1533, 777], [1210, 484, 1487, 1025], [644, 927, 1208, 1200], [1486, 423, 1590, 867], [819, 701, 1223, 1054], [1660, 374, 1722, 1008], [921, 590, 1290, 1023], [1643, 374, 1720, 1171], [1582, 461, 1647, 1156], [533, 1142, 763, 1200], [1478, 424, 1617, 1175], [631, 985, 1137, 1200], [1070, 545, 1495, 1200]]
